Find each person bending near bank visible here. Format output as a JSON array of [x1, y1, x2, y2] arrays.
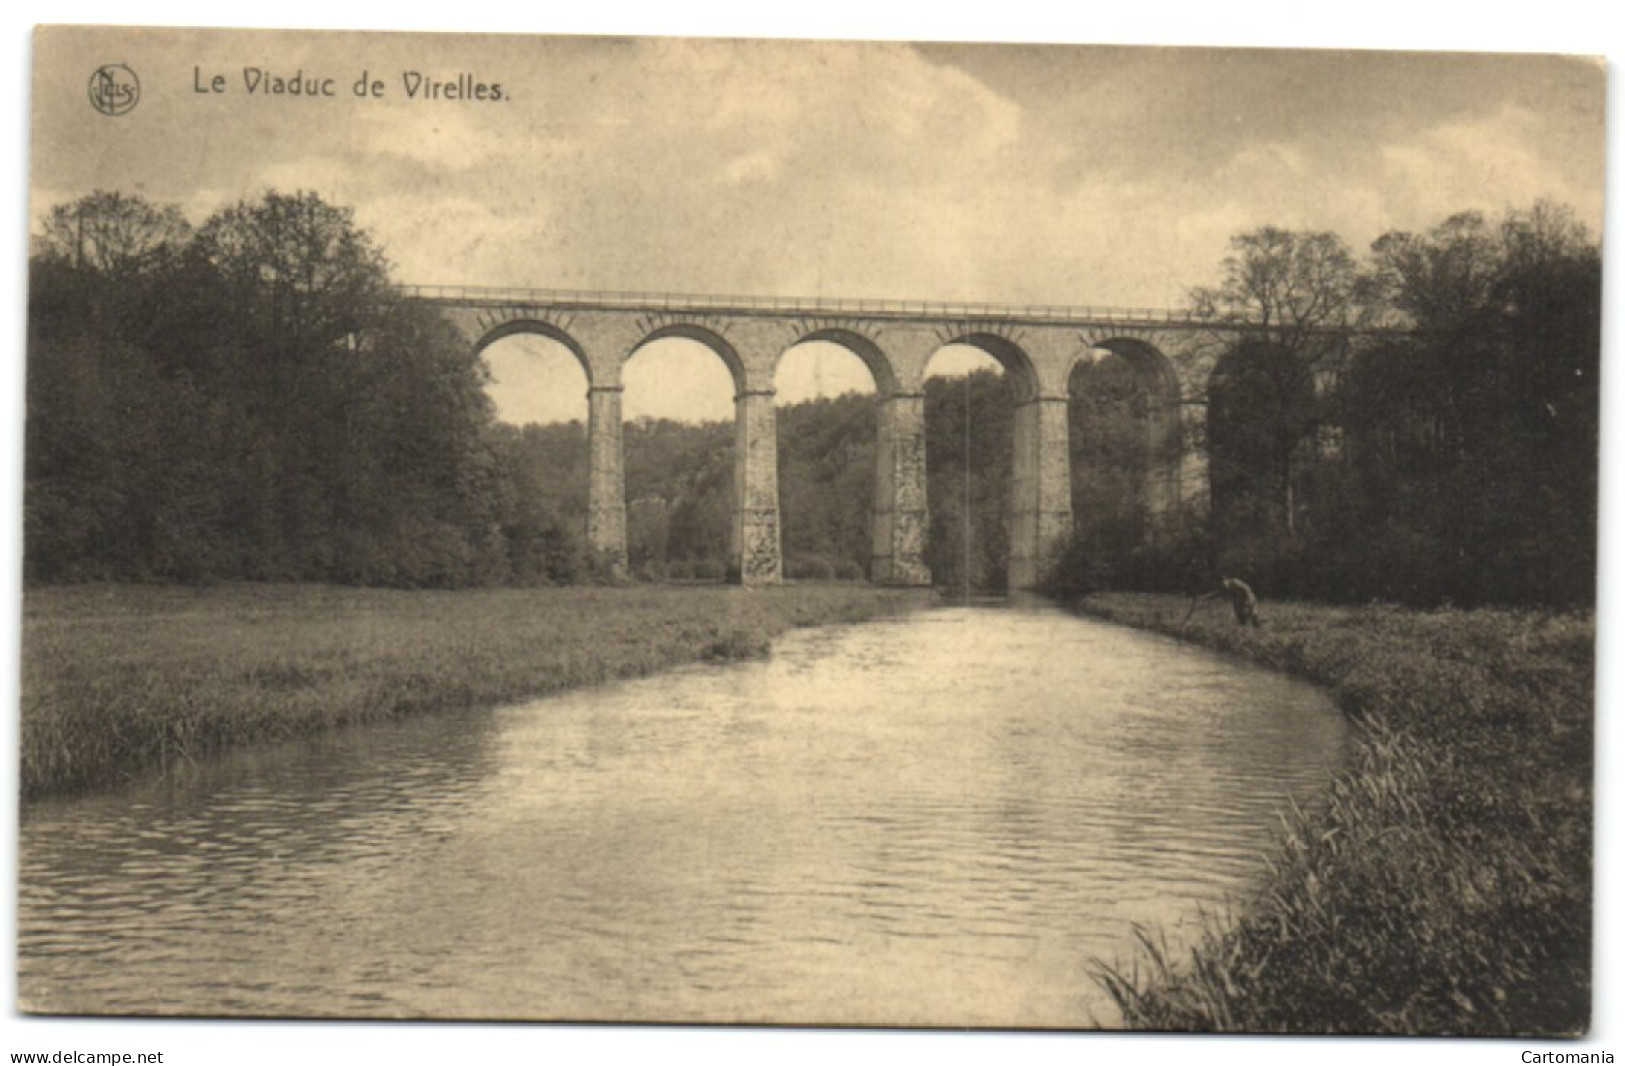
[[1187, 577, 1262, 628], [1219, 577, 1261, 627]]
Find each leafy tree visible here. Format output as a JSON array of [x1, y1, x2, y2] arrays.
[[26, 189, 511, 587], [1192, 228, 1374, 570], [27, 192, 213, 582], [484, 422, 589, 585], [1068, 354, 1154, 556], [626, 416, 732, 573], [1346, 201, 1600, 604], [1051, 202, 1598, 608], [777, 393, 877, 578], [1368, 211, 1502, 329], [190, 191, 391, 357], [1194, 227, 1373, 341], [36, 190, 190, 276]]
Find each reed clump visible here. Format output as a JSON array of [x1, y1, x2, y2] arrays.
[[21, 583, 927, 801], [1078, 593, 1592, 1035]]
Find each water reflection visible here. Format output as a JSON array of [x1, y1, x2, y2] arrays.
[[19, 604, 1346, 1027]]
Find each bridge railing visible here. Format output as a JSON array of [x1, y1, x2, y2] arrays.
[[395, 283, 1208, 324]]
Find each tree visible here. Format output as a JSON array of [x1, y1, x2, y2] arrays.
[[27, 192, 217, 582], [31, 192, 194, 355], [1369, 211, 1500, 329], [1068, 354, 1155, 551], [1193, 227, 1373, 343], [36, 190, 190, 276], [1350, 201, 1600, 604], [777, 393, 877, 578], [1193, 228, 1374, 551], [485, 422, 588, 585], [27, 188, 515, 588], [1048, 202, 1598, 608], [190, 190, 392, 361]]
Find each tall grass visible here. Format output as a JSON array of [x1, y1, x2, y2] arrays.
[[1078, 593, 1592, 1035], [21, 583, 927, 801]]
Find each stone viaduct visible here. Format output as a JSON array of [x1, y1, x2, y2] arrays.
[[407, 286, 1235, 589]]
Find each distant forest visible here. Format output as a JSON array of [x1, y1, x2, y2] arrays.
[[25, 191, 1600, 606]]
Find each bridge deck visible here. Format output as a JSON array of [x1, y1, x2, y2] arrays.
[[397, 283, 1206, 328]]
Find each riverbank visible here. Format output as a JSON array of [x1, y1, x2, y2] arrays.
[[20, 583, 929, 801], [1073, 593, 1593, 1035]]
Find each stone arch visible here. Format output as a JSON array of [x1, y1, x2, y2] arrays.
[[1079, 337, 1180, 404], [1207, 340, 1314, 444], [770, 329, 900, 585], [779, 325, 900, 400], [918, 331, 1059, 592], [1207, 338, 1302, 389], [1069, 337, 1185, 534], [621, 320, 781, 585], [461, 316, 621, 579], [614, 323, 748, 582], [1206, 340, 1316, 566], [627, 320, 749, 396], [932, 329, 1041, 403]]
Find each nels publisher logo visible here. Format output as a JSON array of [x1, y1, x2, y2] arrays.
[[88, 64, 140, 116]]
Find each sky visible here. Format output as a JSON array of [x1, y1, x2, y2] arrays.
[[28, 26, 1606, 424]]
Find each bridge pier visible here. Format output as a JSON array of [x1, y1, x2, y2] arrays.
[[1009, 393, 1074, 590], [586, 384, 629, 579], [871, 392, 931, 585], [732, 387, 782, 585]]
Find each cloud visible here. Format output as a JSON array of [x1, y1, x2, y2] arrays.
[[326, 38, 1042, 298], [719, 149, 784, 187], [29, 30, 1605, 425], [354, 106, 518, 173], [29, 29, 1604, 311], [1376, 105, 1603, 233]]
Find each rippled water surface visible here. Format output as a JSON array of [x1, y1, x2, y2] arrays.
[[20, 603, 1347, 1026]]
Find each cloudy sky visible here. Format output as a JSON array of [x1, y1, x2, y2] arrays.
[[31, 27, 1606, 421]]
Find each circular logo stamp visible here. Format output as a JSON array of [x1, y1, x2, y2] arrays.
[[88, 64, 140, 116]]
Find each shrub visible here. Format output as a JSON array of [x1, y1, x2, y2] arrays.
[[833, 558, 866, 582], [690, 557, 726, 582], [785, 553, 836, 581]]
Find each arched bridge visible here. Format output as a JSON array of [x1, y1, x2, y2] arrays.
[[403, 285, 1236, 589]]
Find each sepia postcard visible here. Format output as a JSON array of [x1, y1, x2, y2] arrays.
[[14, 20, 1608, 1054]]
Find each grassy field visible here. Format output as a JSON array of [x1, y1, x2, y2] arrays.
[[20, 583, 928, 801], [1074, 593, 1593, 1035]]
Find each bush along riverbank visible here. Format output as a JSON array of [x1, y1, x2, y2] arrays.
[[20, 583, 929, 801], [1073, 593, 1593, 1035]]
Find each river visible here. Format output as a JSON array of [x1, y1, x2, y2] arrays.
[[18, 602, 1347, 1028]]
